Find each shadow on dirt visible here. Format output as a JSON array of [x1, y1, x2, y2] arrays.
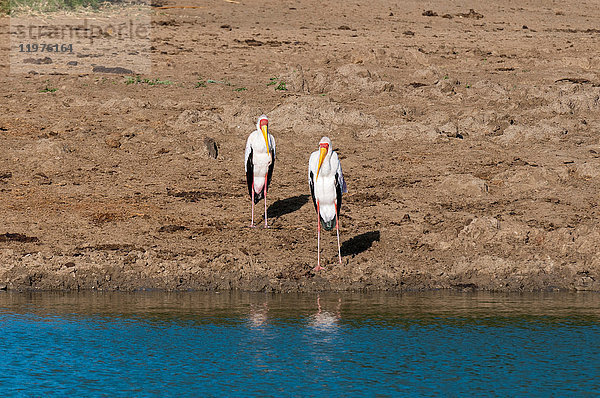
[[268, 194, 310, 218], [341, 231, 380, 257], [0, 233, 39, 243]]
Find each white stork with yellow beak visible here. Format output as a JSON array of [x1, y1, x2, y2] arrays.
[[245, 115, 276, 227], [308, 136, 347, 271]]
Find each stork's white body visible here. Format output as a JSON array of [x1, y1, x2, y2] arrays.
[[245, 115, 275, 227], [308, 150, 345, 223], [245, 129, 275, 194], [308, 137, 347, 270]]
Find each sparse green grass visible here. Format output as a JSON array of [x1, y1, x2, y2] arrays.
[[193, 75, 250, 91], [40, 86, 57, 92], [275, 81, 287, 91], [125, 76, 173, 86], [0, 0, 9, 14], [267, 77, 287, 91], [5, 0, 119, 14], [206, 79, 231, 86], [196, 78, 241, 89], [147, 79, 173, 86]]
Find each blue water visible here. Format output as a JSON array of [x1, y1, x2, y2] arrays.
[[1, 291, 599, 397]]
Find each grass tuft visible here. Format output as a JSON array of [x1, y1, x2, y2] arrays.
[[125, 75, 173, 86], [206, 79, 232, 86], [5, 0, 133, 15], [275, 81, 287, 91], [267, 77, 287, 91]]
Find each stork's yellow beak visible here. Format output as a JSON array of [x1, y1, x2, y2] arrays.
[[261, 124, 269, 153], [316, 146, 327, 180]]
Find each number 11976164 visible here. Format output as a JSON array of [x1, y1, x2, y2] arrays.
[[18, 43, 73, 53]]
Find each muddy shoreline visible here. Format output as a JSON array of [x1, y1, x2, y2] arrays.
[[2, 1, 600, 292]]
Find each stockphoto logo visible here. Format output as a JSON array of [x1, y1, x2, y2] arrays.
[[12, 19, 150, 44], [10, 12, 151, 74]]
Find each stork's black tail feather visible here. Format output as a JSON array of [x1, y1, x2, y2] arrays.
[[253, 191, 264, 204], [320, 218, 335, 231]]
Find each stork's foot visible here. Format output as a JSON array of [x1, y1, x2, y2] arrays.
[[249, 223, 256, 228], [313, 265, 325, 272], [264, 222, 269, 229]]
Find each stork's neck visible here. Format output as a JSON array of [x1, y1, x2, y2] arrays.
[[320, 152, 333, 175], [254, 130, 269, 152]]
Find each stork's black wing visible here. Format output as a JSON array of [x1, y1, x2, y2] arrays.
[[246, 148, 254, 198], [266, 147, 275, 192], [335, 171, 343, 216], [309, 171, 318, 213]]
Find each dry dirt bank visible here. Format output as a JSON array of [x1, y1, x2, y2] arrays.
[[1, 0, 600, 291]]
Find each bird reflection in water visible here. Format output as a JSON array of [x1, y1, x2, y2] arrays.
[[248, 301, 269, 329], [309, 295, 341, 334]]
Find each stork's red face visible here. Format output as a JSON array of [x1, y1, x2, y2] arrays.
[[316, 142, 329, 180], [259, 119, 269, 152]]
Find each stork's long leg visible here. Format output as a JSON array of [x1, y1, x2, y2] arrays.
[[250, 181, 255, 228], [314, 201, 324, 272], [264, 174, 268, 228], [335, 204, 341, 264]]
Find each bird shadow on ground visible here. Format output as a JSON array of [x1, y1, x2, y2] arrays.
[[341, 231, 380, 257], [268, 194, 310, 218]]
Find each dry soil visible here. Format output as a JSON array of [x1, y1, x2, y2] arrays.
[[1, 0, 600, 292]]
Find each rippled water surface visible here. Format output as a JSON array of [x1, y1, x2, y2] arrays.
[[1, 291, 599, 396]]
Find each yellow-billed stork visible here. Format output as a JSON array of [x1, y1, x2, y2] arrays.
[[245, 115, 276, 227], [308, 136, 347, 271]]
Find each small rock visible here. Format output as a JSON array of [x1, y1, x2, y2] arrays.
[[245, 38, 263, 46], [457, 9, 484, 19], [438, 122, 463, 139], [23, 57, 52, 64], [105, 137, 121, 148], [92, 66, 134, 74], [158, 225, 187, 233], [422, 10, 438, 17], [0, 284, 7, 291], [34, 172, 52, 185], [204, 137, 219, 159]]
